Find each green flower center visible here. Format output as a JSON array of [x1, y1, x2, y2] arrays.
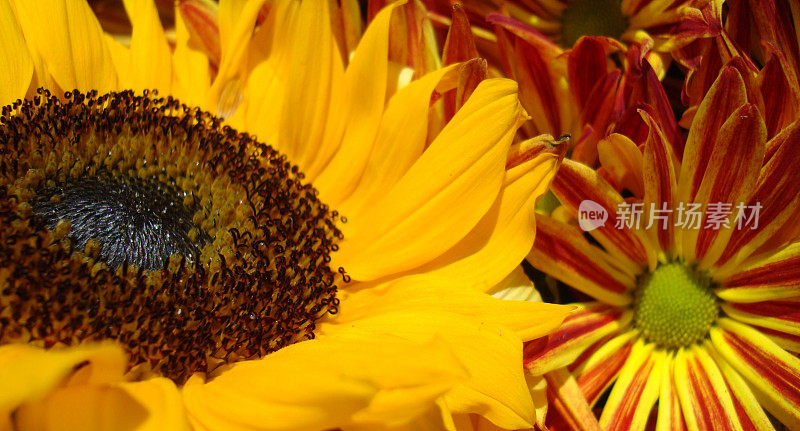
[[560, 0, 629, 47], [633, 263, 719, 349]]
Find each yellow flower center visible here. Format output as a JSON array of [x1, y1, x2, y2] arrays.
[[633, 263, 719, 349], [0, 90, 343, 383], [560, 0, 629, 47]]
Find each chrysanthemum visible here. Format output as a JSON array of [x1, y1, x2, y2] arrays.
[[525, 63, 800, 429], [415, 0, 719, 165], [0, 0, 573, 429]]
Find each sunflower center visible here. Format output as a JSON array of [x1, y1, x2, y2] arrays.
[[34, 173, 210, 271], [560, 0, 628, 47], [0, 90, 343, 383], [633, 263, 718, 349]]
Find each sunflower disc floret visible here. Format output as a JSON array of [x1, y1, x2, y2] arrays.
[[0, 89, 343, 383]]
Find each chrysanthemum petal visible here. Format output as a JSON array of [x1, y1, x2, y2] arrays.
[[598, 134, 645, 198], [641, 111, 680, 256], [330, 276, 574, 343], [0, 0, 33, 106], [754, 325, 800, 354], [722, 300, 800, 336], [715, 121, 800, 270], [655, 354, 687, 431], [12, 0, 117, 93], [676, 66, 764, 265], [529, 214, 637, 307], [673, 345, 744, 431], [13, 378, 189, 431], [314, 3, 397, 204], [335, 79, 525, 281], [0, 343, 125, 415], [525, 302, 633, 375], [544, 367, 602, 431], [322, 310, 540, 430], [598, 340, 664, 431], [404, 149, 560, 290], [122, 0, 173, 94], [551, 159, 655, 269], [710, 318, 800, 427], [572, 331, 638, 406], [183, 329, 466, 431], [716, 241, 800, 302], [706, 342, 775, 431]]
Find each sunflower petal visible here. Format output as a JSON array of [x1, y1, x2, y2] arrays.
[[122, 0, 173, 94], [655, 354, 687, 431], [706, 342, 775, 431], [673, 345, 744, 431], [551, 159, 655, 269], [0, 343, 125, 415], [0, 0, 33, 106], [12, 0, 117, 93], [573, 331, 638, 406], [335, 79, 525, 281], [328, 276, 574, 343], [525, 302, 633, 375], [528, 214, 636, 307], [13, 378, 189, 431], [722, 300, 800, 336], [710, 318, 800, 427], [314, 3, 397, 204], [598, 340, 665, 431], [716, 241, 800, 302], [322, 310, 540, 430], [340, 64, 460, 218], [183, 329, 466, 431], [172, 4, 211, 108], [404, 150, 560, 290]]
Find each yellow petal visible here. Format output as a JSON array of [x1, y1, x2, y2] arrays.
[[12, 0, 117, 93], [172, 5, 211, 108], [404, 149, 560, 290], [0, 0, 33, 106], [0, 343, 125, 415], [597, 134, 645, 197], [313, 2, 399, 204], [323, 309, 538, 430], [183, 329, 466, 431], [335, 78, 526, 281], [13, 378, 190, 431], [340, 63, 461, 218], [328, 275, 574, 342], [122, 0, 173, 94]]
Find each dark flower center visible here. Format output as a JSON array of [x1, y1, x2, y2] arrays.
[[0, 89, 344, 383]]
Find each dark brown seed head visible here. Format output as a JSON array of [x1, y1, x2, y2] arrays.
[[0, 89, 343, 383]]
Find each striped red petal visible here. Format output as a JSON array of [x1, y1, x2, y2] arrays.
[[710, 318, 800, 427], [722, 299, 800, 337], [716, 241, 800, 303], [641, 111, 680, 257], [551, 159, 656, 269], [598, 340, 664, 431], [524, 302, 633, 375], [673, 346, 747, 431], [572, 331, 638, 406], [655, 353, 688, 431], [715, 121, 800, 270], [529, 214, 637, 306], [544, 367, 602, 431]]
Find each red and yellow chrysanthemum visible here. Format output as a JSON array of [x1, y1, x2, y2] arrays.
[[525, 60, 800, 429]]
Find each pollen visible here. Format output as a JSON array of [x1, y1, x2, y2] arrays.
[[633, 262, 719, 349], [0, 89, 343, 383]]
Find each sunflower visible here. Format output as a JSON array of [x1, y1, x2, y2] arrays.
[[0, 0, 574, 429], [524, 61, 800, 429]]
